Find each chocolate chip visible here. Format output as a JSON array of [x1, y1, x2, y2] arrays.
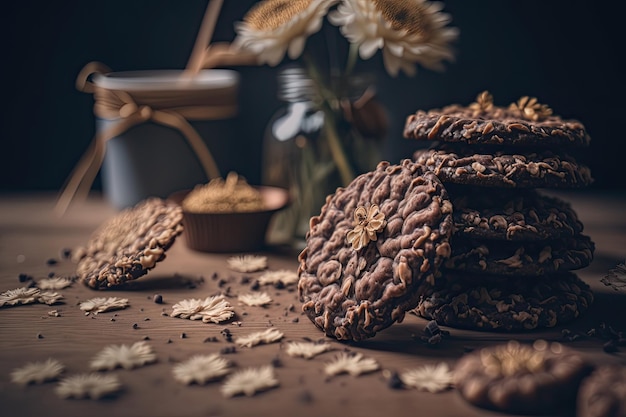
[[46, 258, 58, 266], [18, 273, 33, 283], [153, 294, 163, 304]]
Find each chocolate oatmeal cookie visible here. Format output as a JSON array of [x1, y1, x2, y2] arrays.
[[413, 147, 593, 188], [403, 91, 591, 148], [454, 340, 592, 415], [444, 234, 595, 276], [297, 160, 454, 341], [414, 271, 594, 331], [577, 365, 626, 417], [449, 186, 584, 241], [75, 198, 183, 289]]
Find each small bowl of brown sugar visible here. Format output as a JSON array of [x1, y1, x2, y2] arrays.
[[169, 172, 289, 253]]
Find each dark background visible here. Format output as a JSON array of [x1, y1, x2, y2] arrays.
[[1, 0, 623, 194]]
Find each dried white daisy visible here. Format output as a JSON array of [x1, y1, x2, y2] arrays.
[[79, 297, 129, 314], [37, 291, 64, 305], [285, 341, 333, 359], [220, 365, 279, 397], [37, 277, 73, 290], [10, 358, 65, 385], [234, 0, 338, 66], [170, 295, 234, 324], [226, 254, 268, 273], [56, 373, 122, 399], [236, 328, 284, 348], [172, 354, 232, 385], [329, 0, 459, 76], [238, 292, 273, 307], [0, 287, 41, 307], [324, 352, 379, 378], [257, 269, 299, 286], [400, 362, 454, 393], [90, 341, 157, 371]]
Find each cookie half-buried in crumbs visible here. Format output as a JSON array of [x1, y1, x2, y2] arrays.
[[75, 198, 183, 289], [448, 186, 584, 241], [454, 340, 592, 415], [577, 365, 626, 417], [413, 146, 593, 188], [403, 91, 591, 148], [445, 234, 594, 276], [298, 160, 454, 341], [414, 271, 593, 331]]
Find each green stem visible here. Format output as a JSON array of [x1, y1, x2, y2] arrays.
[[322, 107, 355, 187], [344, 42, 359, 80]]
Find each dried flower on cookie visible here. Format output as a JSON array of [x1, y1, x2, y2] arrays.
[[346, 205, 386, 250]]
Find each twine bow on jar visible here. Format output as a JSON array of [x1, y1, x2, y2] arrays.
[[54, 61, 239, 216]]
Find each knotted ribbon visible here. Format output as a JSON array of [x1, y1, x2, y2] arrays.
[[55, 61, 237, 216]]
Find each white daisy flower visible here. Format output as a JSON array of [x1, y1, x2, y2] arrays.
[[220, 365, 279, 397], [236, 328, 284, 348], [258, 269, 299, 286], [226, 254, 268, 273], [172, 354, 232, 385], [37, 277, 73, 290], [79, 297, 129, 314], [170, 295, 234, 324], [400, 362, 454, 393], [37, 291, 64, 305], [329, 0, 459, 76], [0, 287, 41, 307], [324, 352, 379, 378], [90, 341, 157, 371], [234, 0, 339, 66], [10, 358, 65, 385], [238, 292, 273, 307], [285, 341, 333, 359], [55, 373, 122, 399]]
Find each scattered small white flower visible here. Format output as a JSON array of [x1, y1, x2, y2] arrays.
[[220, 365, 279, 397], [10, 358, 65, 385], [37, 277, 73, 290], [90, 341, 157, 371], [400, 362, 454, 393], [170, 295, 234, 324], [238, 292, 272, 307], [227, 254, 268, 273], [79, 297, 129, 314], [324, 352, 379, 378], [0, 287, 40, 307], [172, 354, 232, 385], [285, 341, 333, 359], [37, 291, 64, 305], [56, 373, 122, 399], [258, 269, 299, 286], [236, 328, 284, 348]]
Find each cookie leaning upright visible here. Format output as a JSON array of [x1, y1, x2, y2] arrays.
[[297, 160, 454, 341], [74, 198, 184, 290]]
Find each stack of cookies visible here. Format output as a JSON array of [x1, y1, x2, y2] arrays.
[[403, 91, 595, 331]]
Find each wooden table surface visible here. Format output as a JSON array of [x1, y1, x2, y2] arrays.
[[1, 190, 625, 417]]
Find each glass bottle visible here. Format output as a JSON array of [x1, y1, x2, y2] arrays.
[[263, 66, 386, 249]]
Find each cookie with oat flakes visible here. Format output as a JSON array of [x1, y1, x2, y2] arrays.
[[75, 198, 183, 289], [414, 271, 593, 332], [413, 146, 593, 189], [297, 160, 454, 341], [403, 91, 591, 148]]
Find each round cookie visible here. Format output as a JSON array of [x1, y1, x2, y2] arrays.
[[454, 340, 592, 415], [445, 234, 595, 276], [413, 147, 593, 188], [403, 91, 591, 148], [449, 186, 584, 241], [414, 271, 594, 331], [75, 198, 184, 289], [577, 365, 626, 417], [297, 159, 454, 341]]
